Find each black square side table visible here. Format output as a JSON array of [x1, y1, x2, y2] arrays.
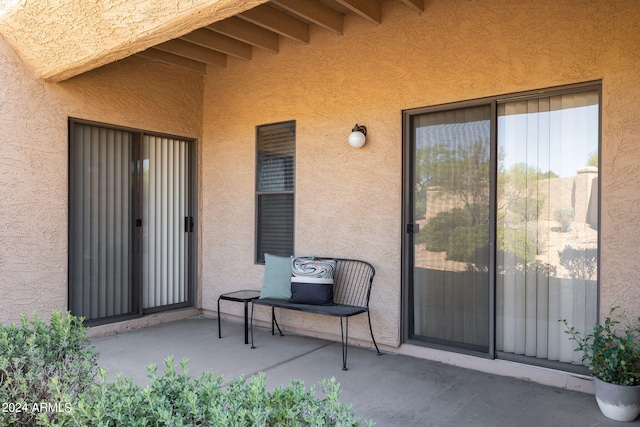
[[217, 290, 261, 344]]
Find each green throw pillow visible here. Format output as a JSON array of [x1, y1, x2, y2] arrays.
[[259, 253, 292, 300]]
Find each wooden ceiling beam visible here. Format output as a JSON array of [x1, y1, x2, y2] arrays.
[[271, 0, 343, 35], [180, 28, 252, 60], [334, 0, 381, 24], [399, 0, 425, 13], [155, 39, 227, 67], [137, 48, 209, 73], [239, 4, 309, 44], [207, 16, 279, 53]]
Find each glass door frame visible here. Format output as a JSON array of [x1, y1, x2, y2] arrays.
[[401, 97, 497, 358], [402, 81, 601, 367], [68, 118, 198, 326]]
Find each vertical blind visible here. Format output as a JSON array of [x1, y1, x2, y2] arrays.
[[256, 121, 295, 263], [70, 122, 192, 322], [496, 90, 599, 364], [69, 124, 135, 320], [143, 136, 189, 309]]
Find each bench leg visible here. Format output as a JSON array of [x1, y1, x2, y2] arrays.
[[251, 305, 283, 350], [272, 307, 283, 336], [340, 317, 349, 371], [367, 310, 382, 356]]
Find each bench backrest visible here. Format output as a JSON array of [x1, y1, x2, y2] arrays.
[[331, 258, 375, 308]]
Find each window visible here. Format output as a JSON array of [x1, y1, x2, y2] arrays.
[[404, 82, 600, 369], [255, 121, 295, 263]]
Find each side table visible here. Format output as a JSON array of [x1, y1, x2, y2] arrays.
[[217, 290, 261, 344]]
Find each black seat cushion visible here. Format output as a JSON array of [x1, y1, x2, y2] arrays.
[[254, 298, 367, 317]]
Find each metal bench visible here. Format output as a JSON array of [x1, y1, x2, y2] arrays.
[[250, 257, 381, 370]]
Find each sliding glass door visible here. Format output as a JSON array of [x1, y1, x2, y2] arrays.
[[69, 125, 137, 320], [69, 121, 195, 324], [142, 135, 191, 311], [404, 83, 600, 367], [406, 104, 492, 352], [496, 90, 599, 364]]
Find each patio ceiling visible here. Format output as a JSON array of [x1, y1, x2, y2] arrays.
[[138, 0, 425, 74], [0, 0, 424, 82]]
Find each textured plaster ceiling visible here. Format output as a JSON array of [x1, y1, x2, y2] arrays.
[[0, 0, 269, 82], [0, 0, 424, 82]]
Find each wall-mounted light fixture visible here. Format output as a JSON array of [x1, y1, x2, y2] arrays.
[[348, 124, 367, 148]]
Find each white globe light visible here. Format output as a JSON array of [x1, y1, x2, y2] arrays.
[[348, 125, 367, 148]]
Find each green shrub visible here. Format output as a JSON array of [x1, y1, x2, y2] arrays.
[[421, 205, 491, 258], [563, 307, 640, 385], [558, 245, 597, 280], [446, 223, 489, 265], [554, 206, 575, 232], [507, 197, 543, 222], [43, 356, 373, 427], [0, 311, 98, 427], [496, 227, 538, 262]]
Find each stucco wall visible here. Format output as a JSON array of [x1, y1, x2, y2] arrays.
[[201, 0, 640, 348], [0, 38, 203, 324]]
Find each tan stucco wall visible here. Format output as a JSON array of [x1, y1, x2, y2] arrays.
[[0, 38, 203, 324], [201, 0, 640, 348]]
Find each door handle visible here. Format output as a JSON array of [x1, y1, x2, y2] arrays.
[[184, 216, 194, 232], [406, 223, 419, 234]]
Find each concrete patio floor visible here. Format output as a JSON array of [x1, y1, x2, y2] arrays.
[[93, 316, 632, 427]]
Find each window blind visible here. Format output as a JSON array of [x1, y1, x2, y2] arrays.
[[256, 121, 295, 263], [69, 123, 135, 320], [496, 90, 599, 364], [143, 135, 189, 309]]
